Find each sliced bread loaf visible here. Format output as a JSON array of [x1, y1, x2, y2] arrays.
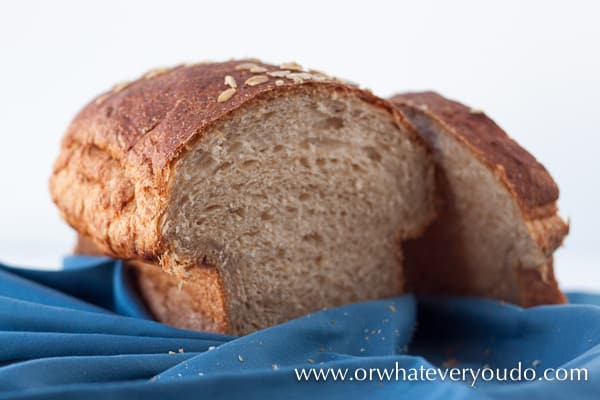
[[390, 92, 568, 306], [53, 60, 437, 334]]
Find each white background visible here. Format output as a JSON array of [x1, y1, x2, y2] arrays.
[[0, 0, 598, 290]]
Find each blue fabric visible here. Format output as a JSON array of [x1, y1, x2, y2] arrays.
[[0, 257, 597, 399]]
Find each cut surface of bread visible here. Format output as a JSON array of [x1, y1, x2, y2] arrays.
[[53, 60, 437, 335], [163, 90, 435, 334], [390, 92, 568, 306]]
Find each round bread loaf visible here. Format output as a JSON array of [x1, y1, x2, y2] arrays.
[[53, 60, 437, 334]]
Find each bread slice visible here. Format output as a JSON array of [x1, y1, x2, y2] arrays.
[[390, 92, 568, 306], [52, 60, 437, 334]]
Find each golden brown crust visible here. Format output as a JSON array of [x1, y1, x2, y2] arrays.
[[74, 234, 229, 333], [126, 260, 229, 333], [50, 60, 425, 261], [390, 91, 559, 218]]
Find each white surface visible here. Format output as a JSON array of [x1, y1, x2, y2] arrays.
[[0, 0, 598, 290]]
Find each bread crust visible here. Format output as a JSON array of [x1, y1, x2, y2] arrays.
[[391, 92, 559, 219], [127, 259, 229, 333], [50, 60, 427, 262], [390, 92, 568, 305], [75, 234, 229, 332]]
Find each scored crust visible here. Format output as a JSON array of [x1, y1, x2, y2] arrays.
[[50, 60, 427, 262], [390, 92, 568, 306]]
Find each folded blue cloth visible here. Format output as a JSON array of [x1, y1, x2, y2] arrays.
[[0, 257, 597, 399]]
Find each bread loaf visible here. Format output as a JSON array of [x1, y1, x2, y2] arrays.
[[390, 92, 568, 306], [52, 60, 438, 334]]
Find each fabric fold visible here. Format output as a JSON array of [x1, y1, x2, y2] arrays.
[[0, 257, 597, 399]]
